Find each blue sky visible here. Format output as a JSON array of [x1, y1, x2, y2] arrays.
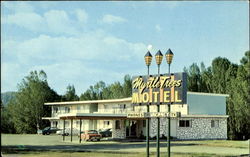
[[1, 1, 249, 95]]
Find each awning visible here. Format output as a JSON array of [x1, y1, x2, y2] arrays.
[[59, 113, 146, 120]]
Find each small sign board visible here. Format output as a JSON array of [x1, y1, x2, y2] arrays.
[[127, 112, 180, 118], [127, 112, 145, 118], [144, 112, 177, 118]]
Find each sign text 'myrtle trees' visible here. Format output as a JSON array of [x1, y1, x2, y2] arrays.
[[131, 73, 187, 105]]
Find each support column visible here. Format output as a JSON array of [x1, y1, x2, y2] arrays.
[[146, 105, 150, 157], [70, 119, 73, 142], [157, 64, 160, 157], [157, 105, 160, 157], [79, 119, 82, 143], [63, 119, 65, 141], [168, 104, 171, 157]]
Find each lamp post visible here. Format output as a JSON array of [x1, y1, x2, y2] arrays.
[[144, 50, 152, 157], [155, 50, 163, 157], [165, 49, 174, 157]]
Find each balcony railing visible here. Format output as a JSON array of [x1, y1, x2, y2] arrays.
[[97, 106, 134, 114]]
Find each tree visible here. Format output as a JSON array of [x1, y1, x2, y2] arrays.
[[80, 75, 132, 100], [80, 81, 106, 100], [62, 85, 79, 101], [184, 51, 249, 140], [8, 70, 60, 133], [1, 100, 15, 133], [122, 75, 132, 97], [227, 51, 250, 139], [211, 57, 231, 94]]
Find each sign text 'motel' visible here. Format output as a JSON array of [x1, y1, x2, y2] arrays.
[[132, 72, 187, 105]]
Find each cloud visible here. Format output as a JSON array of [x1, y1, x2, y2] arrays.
[[44, 10, 78, 35], [2, 1, 34, 13], [75, 9, 88, 24], [155, 24, 162, 32], [2, 31, 147, 94], [1, 62, 25, 92], [3, 8, 88, 35], [101, 14, 127, 24], [3, 12, 45, 32], [3, 31, 145, 63]]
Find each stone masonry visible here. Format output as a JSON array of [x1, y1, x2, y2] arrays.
[[150, 117, 227, 139], [112, 120, 126, 139], [176, 117, 227, 140]]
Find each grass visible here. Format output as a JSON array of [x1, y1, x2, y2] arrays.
[[2, 134, 249, 157], [2, 151, 231, 157]]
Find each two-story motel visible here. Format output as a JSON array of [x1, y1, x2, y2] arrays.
[[43, 91, 229, 140]]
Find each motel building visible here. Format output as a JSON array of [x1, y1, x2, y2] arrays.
[[43, 91, 229, 140]]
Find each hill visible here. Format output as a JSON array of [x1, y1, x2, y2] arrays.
[[1, 91, 16, 106]]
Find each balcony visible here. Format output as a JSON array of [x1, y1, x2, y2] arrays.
[[96, 106, 134, 114]]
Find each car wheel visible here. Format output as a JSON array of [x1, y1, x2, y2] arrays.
[[46, 132, 50, 135], [97, 139, 100, 141]]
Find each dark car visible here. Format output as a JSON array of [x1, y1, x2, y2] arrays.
[[42, 127, 60, 135], [99, 128, 112, 137]]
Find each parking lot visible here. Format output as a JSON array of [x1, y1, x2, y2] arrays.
[[2, 134, 249, 157]]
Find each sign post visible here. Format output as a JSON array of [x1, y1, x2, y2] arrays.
[[131, 72, 187, 157]]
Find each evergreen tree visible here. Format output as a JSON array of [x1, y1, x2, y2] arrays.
[[8, 70, 60, 133], [62, 85, 79, 101]]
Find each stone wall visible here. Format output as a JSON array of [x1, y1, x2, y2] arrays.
[[176, 117, 227, 140], [150, 118, 168, 137], [112, 120, 126, 139], [149, 117, 227, 140]]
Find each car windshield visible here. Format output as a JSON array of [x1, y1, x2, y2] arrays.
[[88, 130, 98, 134], [44, 127, 50, 130]]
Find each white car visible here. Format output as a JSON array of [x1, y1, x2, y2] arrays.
[[56, 129, 69, 136]]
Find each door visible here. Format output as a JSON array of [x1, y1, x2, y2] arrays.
[[170, 119, 177, 137]]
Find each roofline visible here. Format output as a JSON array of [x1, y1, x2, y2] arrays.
[[181, 114, 229, 118], [187, 92, 229, 97], [44, 97, 132, 105], [44, 92, 229, 106]]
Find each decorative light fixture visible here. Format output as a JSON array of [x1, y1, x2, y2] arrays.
[[165, 49, 174, 65], [155, 50, 163, 66], [144, 51, 153, 67]]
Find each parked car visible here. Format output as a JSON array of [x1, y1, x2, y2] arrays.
[[56, 130, 69, 136], [37, 129, 43, 135], [81, 130, 102, 141], [42, 127, 60, 135], [99, 128, 112, 137], [78, 131, 85, 137]]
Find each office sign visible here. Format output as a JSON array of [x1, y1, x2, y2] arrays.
[[127, 112, 145, 118], [132, 72, 187, 105], [127, 112, 179, 118], [144, 112, 177, 118]]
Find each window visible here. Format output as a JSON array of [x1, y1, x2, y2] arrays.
[[143, 120, 146, 127], [65, 107, 70, 113], [53, 121, 58, 127], [104, 121, 110, 126], [179, 120, 191, 127], [53, 107, 58, 113], [77, 106, 81, 111], [119, 104, 126, 109], [65, 121, 70, 127], [211, 120, 219, 128], [76, 120, 82, 127], [115, 120, 121, 129]]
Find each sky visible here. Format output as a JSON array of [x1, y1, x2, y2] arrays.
[[1, 1, 249, 95]]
